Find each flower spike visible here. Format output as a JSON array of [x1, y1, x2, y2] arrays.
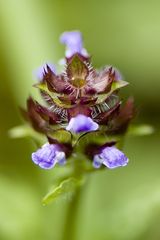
[[18, 30, 134, 174]]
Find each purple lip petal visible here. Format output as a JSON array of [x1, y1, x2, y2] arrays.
[[93, 146, 128, 169], [66, 114, 99, 133], [31, 143, 66, 169], [60, 31, 88, 58], [101, 146, 128, 169]]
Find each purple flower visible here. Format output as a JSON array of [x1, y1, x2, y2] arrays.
[[34, 63, 55, 81], [66, 114, 99, 133], [60, 31, 88, 58], [31, 143, 66, 169], [93, 146, 128, 169]]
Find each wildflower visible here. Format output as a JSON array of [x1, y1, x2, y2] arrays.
[[32, 143, 66, 169], [93, 146, 128, 169], [66, 114, 99, 133]]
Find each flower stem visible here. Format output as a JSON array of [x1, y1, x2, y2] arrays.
[[62, 185, 83, 240]]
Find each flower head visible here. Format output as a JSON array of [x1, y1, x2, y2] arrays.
[[93, 146, 128, 169], [32, 143, 66, 169], [20, 30, 134, 171], [66, 114, 99, 133]]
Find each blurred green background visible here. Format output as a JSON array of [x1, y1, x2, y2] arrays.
[[0, 0, 160, 239]]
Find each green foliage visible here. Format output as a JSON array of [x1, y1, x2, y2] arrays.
[[128, 124, 154, 136], [42, 177, 84, 205], [8, 125, 46, 145]]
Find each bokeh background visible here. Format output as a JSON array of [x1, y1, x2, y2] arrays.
[[0, 0, 160, 239]]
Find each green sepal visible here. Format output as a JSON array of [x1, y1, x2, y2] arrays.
[[111, 80, 129, 91], [35, 82, 74, 108], [34, 83, 61, 105], [77, 130, 119, 148], [97, 80, 128, 104], [49, 129, 72, 144], [34, 82, 48, 92]]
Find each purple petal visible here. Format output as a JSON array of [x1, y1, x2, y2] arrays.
[[34, 63, 56, 81], [55, 151, 66, 165], [66, 114, 99, 133], [114, 67, 123, 81], [31, 143, 66, 169], [60, 31, 88, 58], [93, 155, 103, 169], [93, 146, 128, 169]]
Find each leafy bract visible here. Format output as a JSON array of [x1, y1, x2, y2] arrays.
[[42, 177, 83, 205]]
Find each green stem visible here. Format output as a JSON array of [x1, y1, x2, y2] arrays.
[[62, 185, 83, 240]]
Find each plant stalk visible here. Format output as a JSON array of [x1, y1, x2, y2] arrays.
[[62, 185, 83, 240]]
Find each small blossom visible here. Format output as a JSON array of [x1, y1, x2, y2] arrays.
[[93, 146, 128, 169], [31, 143, 66, 169], [60, 31, 88, 58], [34, 63, 55, 81], [66, 114, 99, 133]]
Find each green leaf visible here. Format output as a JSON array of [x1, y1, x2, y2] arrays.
[[42, 177, 83, 205], [127, 124, 154, 136], [9, 125, 34, 138], [8, 125, 45, 144]]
